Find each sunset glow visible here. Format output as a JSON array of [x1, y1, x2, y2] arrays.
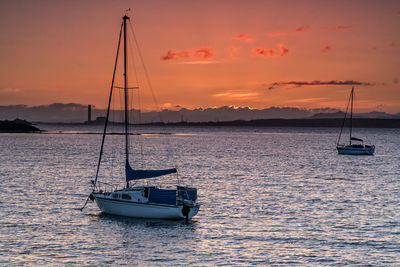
[[0, 0, 399, 113]]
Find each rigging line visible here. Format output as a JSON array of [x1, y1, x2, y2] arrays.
[[112, 82, 123, 184], [138, 105, 144, 167], [126, 27, 140, 89], [350, 87, 354, 144], [118, 76, 124, 131], [127, 27, 143, 127], [337, 87, 351, 146], [116, 41, 124, 133], [125, 32, 145, 167], [128, 84, 139, 164], [128, 22, 174, 137], [111, 92, 116, 182], [126, 34, 135, 128], [128, 28, 145, 161], [128, 20, 180, 184], [134, 21, 179, 181], [93, 22, 123, 191], [137, 86, 144, 161], [128, 21, 163, 122]]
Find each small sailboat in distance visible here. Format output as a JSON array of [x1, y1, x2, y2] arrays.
[[82, 14, 200, 221], [336, 87, 375, 155]]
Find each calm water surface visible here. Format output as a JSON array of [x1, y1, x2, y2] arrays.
[[0, 126, 399, 266]]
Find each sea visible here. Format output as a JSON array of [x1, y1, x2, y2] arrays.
[[0, 125, 399, 266]]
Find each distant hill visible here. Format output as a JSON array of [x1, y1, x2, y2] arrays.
[[311, 111, 345, 119], [311, 111, 400, 119], [0, 103, 399, 123]]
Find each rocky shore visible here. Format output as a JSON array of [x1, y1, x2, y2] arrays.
[[0, 119, 41, 133]]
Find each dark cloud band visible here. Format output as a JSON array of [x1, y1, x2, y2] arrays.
[[267, 80, 374, 90]]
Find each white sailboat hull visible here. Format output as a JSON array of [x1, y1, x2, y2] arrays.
[[337, 145, 375, 155], [94, 194, 200, 220]]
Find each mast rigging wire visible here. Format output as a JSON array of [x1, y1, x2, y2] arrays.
[[93, 22, 123, 190], [336, 88, 352, 146], [127, 20, 181, 184]]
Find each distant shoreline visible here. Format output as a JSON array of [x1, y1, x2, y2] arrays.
[[36, 118, 400, 128]]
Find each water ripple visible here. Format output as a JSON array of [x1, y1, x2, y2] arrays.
[[0, 127, 399, 265]]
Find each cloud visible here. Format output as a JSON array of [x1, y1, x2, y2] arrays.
[[285, 97, 329, 103], [195, 46, 216, 59], [267, 80, 375, 90], [162, 102, 181, 110], [253, 44, 289, 58], [253, 47, 276, 57], [293, 26, 310, 33], [177, 61, 217, 65], [267, 26, 312, 37], [336, 25, 353, 30], [213, 92, 259, 99], [322, 44, 332, 53], [232, 34, 256, 43], [44, 102, 88, 111], [279, 44, 289, 56], [161, 46, 215, 61], [160, 49, 192, 60]]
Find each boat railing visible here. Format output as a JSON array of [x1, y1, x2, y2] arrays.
[[93, 180, 118, 193], [177, 186, 197, 202]]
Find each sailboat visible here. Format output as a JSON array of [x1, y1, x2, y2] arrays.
[[83, 14, 200, 221], [336, 87, 375, 155]]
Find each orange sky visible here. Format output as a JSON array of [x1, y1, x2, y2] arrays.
[[0, 0, 399, 113]]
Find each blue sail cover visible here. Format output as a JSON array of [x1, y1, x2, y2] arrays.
[[148, 188, 177, 205], [126, 161, 177, 182]]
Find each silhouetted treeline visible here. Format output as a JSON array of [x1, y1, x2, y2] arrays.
[[142, 119, 400, 128]]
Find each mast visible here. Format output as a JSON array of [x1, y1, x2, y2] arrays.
[[123, 15, 130, 188], [349, 86, 354, 145]]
